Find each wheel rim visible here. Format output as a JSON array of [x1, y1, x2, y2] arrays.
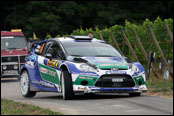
[[61, 73, 65, 99], [20, 72, 29, 95]]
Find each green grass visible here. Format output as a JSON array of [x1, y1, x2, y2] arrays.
[[146, 78, 173, 93], [1, 99, 63, 115]]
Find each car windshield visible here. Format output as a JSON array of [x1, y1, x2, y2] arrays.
[[63, 41, 122, 57], [1, 36, 27, 50]]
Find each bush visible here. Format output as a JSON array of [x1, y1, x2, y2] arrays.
[[70, 17, 173, 69]]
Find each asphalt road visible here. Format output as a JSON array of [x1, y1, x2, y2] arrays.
[[1, 78, 173, 115]]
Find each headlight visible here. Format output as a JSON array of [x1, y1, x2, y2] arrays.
[[14, 65, 18, 69], [131, 64, 138, 72], [76, 63, 97, 72], [3, 65, 7, 70]]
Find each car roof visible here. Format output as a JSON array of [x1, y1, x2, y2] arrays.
[[49, 36, 106, 44], [1, 31, 24, 37]]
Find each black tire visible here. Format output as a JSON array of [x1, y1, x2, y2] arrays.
[[61, 70, 74, 100], [20, 71, 36, 97], [129, 92, 141, 97]]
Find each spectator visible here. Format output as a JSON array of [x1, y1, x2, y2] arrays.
[[88, 32, 93, 38]]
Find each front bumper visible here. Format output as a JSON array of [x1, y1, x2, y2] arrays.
[[73, 85, 147, 93]]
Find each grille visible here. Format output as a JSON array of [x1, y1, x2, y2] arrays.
[[2, 56, 18, 62], [95, 74, 135, 88], [1, 55, 27, 63], [20, 56, 27, 63]]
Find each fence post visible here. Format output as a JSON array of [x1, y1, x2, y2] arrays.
[[148, 26, 173, 78], [98, 32, 104, 41], [165, 23, 173, 43], [110, 32, 123, 55], [147, 51, 155, 80], [121, 30, 139, 62], [131, 29, 160, 79]]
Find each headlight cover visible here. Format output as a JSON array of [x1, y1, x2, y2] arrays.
[[131, 64, 138, 72], [76, 63, 97, 72], [14, 64, 18, 69]]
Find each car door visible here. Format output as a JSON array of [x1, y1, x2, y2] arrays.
[[37, 40, 62, 86]]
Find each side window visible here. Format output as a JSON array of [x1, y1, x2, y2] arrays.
[[45, 41, 64, 60], [42, 41, 53, 56], [39, 42, 46, 54], [34, 42, 46, 55]]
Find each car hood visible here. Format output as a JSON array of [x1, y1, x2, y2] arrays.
[[82, 57, 129, 70]]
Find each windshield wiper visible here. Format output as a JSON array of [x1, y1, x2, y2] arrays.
[[95, 55, 114, 57], [71, 55, 83, 57]]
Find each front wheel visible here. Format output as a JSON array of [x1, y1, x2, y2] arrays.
[[61, 70, 74, 100], [20, 71, 36, 97]]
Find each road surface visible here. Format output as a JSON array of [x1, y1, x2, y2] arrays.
[[1, 78, 173, 115]]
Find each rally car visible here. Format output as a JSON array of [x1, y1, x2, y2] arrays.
[[19, 35, 147, 100]]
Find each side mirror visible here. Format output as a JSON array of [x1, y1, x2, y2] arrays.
[[34, 45, 41, 55], [45, 53, 52, 59]]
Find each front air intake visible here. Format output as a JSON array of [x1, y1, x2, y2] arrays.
[[95, 74, 135, 88]]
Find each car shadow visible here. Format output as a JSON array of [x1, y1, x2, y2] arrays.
[[73, 93, 130, 100], [32, 93, 138, 101]]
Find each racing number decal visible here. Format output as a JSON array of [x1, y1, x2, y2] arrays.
[[47, 60, 59, 67]]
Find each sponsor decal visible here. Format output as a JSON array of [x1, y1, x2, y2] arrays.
[[105, 70, 126, 74], [40, 67, 56, 77], [78, 87, 89, 91], [38, 63, 60, 85], [26, 55, 37, 67], [40, 67, 47, 74], [26, 60, 35, 67], [139, 85, 147, 90], [79, 76, 94, 80], [40, 80, 55, 88], [38, 56, 45, 64], [98, 63, 126, 67], [86, 57, 124, 63], [133, 76, 146, 85], [47, 60, 59, 67], [75, 72, 99, 77], [135, 77, 142, 80]]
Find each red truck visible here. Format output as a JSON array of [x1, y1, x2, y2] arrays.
[[1, 29, 28, 78]]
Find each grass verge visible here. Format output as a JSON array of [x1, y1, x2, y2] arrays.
[[145, 77, 173, 98], [1, 99, 63, 115]]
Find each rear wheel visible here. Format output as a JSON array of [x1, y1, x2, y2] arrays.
[[61, 70, 74, 100], [20, 71, 36, 97], [129, 92, 141, 97]]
